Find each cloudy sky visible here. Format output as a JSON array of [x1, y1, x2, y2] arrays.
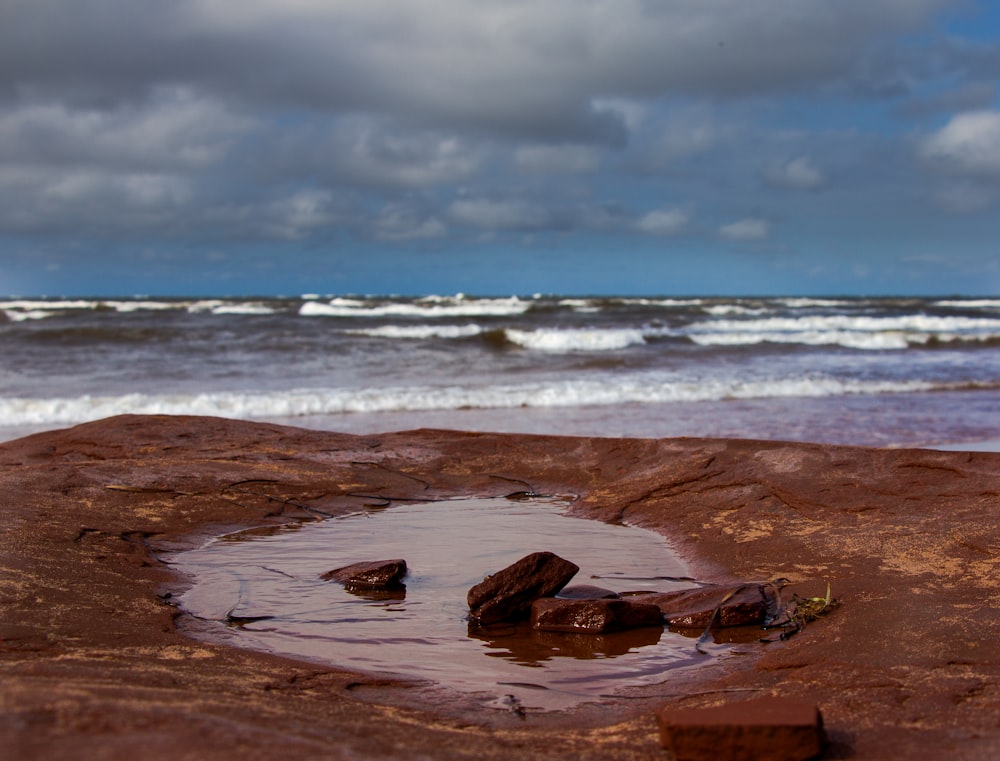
[[2, 0, 1000, 297]]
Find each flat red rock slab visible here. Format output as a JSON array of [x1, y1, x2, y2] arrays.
[[624, 583, 774, 628], [467, 551, 579, 625], [656, 696, 826, 761], [320, 559, 407, 588], [6, 416, 1000, 759], [531, 597, 663, 633]]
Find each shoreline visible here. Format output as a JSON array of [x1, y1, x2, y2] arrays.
[[3, 414, 1000, 759], [5, 386, 1000, 450]]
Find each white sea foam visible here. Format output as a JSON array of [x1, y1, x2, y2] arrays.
[[777, 298, 852, 308], [104, 300, 183, 312], [505, 328, 647, 352], [684, 314, 1000, 349], [689, 330, 913, 350], [627, 298, 705, 307], [346, 324, 484, 339], [210, 304, 278, 315], [0, 375, 966, 429], [701, 304, 769, 316], [557, 298, 601, 312], [0, 299, 102, 311], [653, 298, 704, 306], [3, 309, 55, 322], [934, 299, 1000, 309], [327, 297, 369, 307], [300, 296, 530, 318], [0, 298, 214, 315]]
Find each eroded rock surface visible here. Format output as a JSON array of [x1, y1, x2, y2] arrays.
[[3, 414, 1000, 760], [467, 551, 579, 625]]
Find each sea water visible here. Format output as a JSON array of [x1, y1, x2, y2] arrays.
[[2, 293, 1000, 447]]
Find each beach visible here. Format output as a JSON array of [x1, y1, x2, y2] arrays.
[[8, 2, 1000, 756], [3, 414, 1000, 759]]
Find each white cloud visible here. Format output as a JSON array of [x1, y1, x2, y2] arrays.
[[0, 165, 192, 232], [719, 217, 770, 241], [449, 198, 550, 230], [373, 204, 447, 241], [636, 208, 689, 235], [919, 110, 1000, 176], [1, 1, 951, 141], [259, 189, 340, 240], [515, 144, 601, 174], [766, 156, 826, 190], [647, 106, 734, 165], [590, 98, 647, 133], [0, 0, 986, 272], [338, 123, 483, 187], [0, 88, 252, 172]]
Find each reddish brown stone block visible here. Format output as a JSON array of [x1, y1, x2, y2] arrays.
[[656, 696, 826, 761], [556, 584, 621, 600], [530, 597, 663, 633], [320, 559, 407, 588], [467, 551, 579, 625], [625, 583, 773, 628]]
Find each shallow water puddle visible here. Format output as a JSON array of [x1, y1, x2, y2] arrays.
[[171, 497, 704, 710]]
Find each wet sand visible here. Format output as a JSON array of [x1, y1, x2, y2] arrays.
[[2, 414, 1000, 759]]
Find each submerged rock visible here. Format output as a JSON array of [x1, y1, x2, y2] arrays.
[[624, 583, 775, 629], [467, 551, 579, 625], [531, 597, 663, 634], [556, 584, 621, 600], [321, 559, 408, 588]]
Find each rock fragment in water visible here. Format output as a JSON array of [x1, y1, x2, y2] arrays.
[[556, 584, 621, 600], [531, 597, 663, 633], [467, 551, 579, 625], [655, 696, 826, 761], [321, 559, 408, 588], [624, 583, 774, 629]]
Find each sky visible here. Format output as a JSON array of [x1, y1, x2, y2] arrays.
[[2, 0, 1000, 297]]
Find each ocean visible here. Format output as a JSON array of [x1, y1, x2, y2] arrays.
[[2, 293, 1000, 448]]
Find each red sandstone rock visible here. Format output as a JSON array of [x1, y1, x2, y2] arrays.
[[656, 696, 826, 761], [5, 415, 1000, 760], [556, 584, 620, 600], [624, 583, 774, 628], [467, 551, 579, 625], [531, 597, 663, 633], [321, 559, 407, 588]]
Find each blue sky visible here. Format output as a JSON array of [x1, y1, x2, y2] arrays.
[[1, 0, 999, 297]]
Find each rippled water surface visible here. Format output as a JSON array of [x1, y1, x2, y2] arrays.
[[171, 497, 704, 710], [3, 294, 1000, 447]]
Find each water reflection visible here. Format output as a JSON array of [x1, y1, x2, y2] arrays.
[[171, 496, 702, 710], [344, 585, 407, 602], [469, 620, 663, 665]]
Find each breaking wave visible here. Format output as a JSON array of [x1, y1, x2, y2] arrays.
[[683, 314, 1000, 350], [4, 376, 993, 429], [505, 328, 648, 352], [300, 296, 530, 318], [345, 324, 485, 340]]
